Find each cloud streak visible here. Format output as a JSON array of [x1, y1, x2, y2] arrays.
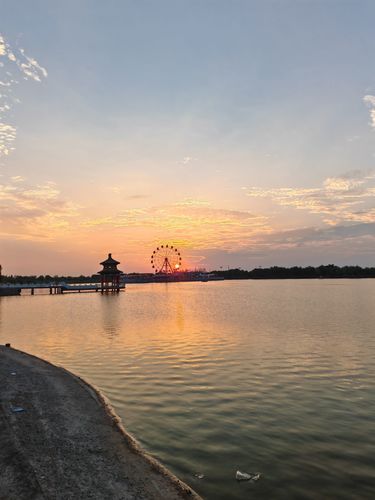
[[251, 223, 375, 251], [82, 199, 270, 251], [0, 177, 79, 240], [0, 33, 47, 160], [364, 95, 375, 129], [246, 171, 375, 225]]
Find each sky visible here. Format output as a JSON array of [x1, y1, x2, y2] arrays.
[[2, 0, 375, 274]]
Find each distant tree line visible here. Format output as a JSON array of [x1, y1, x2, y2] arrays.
[[2, 265, 375, 283], [212, 265, 375, 280]]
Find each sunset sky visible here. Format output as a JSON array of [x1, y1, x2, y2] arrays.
[[2, 1, 375, 274]]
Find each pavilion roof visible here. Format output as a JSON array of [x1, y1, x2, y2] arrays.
[[100, 253, 120, 266], [97, 268, 123, 275]]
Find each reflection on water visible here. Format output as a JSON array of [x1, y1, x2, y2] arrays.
[[1, 280, 375, 499], [100, 293, 121, 339]]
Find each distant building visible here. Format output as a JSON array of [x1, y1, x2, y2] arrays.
[[97, 253, 123, 292]]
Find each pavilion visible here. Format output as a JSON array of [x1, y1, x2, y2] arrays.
[[97, 253, 123, 292]]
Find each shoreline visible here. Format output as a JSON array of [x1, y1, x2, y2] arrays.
[[0, 345, 201, 499]]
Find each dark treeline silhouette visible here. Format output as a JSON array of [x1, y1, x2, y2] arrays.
[[2, 264, 375, 283], [213, 265, 375, 280]]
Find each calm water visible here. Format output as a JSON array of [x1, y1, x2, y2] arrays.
[[1, 280, 375, 499]]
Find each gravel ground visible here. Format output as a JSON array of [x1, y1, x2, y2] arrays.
[[0, 345, 201, 500]]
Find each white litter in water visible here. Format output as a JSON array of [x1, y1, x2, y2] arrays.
[[236, 471, 251, 481], [236, 470, 261, 482], [194, 473, 204, 479], [11, 406, 25, 413]]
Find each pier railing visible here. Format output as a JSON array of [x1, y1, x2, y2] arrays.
[[0, 282, 125, 294]]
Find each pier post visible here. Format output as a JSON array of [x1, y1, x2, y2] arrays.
[[31, 288, 34, 295], [50, 287, 52, 294]]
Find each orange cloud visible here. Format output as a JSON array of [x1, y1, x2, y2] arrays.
[[0, 177, 79, 240], [82, 200, 270, 251]]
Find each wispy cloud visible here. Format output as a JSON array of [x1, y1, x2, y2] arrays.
[[82, 199, 270, 251], [364, 95, 375, 129], [0, 123, 16, 157], [0, 177, 79, 240], [252, 223, 375, 250], [179, 156, 197, 165], [197, 221, 375, 269], [174, 198, 210, 207], [0, 33, 47, 160], [106, 186, 150, 200], [245, 171, 375, 225]]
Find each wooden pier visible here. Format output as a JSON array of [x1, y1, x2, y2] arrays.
[[0, 252, 125, 296], [0, 283, 125, 296]]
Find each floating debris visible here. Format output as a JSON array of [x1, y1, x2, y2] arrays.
[[10, 372, 16, 376], [11, 406, 25, 413], [236, 470, 261, 482], [236, 471, 251, 481], [194, 473, 204, 479]]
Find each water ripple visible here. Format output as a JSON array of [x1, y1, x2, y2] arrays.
[[1, 280, 375, 499]]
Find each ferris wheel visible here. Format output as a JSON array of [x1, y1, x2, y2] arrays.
[[151, 245, 182, 274]]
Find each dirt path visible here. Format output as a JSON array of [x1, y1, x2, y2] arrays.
[[0, 346, 201, 500]]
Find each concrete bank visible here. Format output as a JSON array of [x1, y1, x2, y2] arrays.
[[0, 346, 201, 500]]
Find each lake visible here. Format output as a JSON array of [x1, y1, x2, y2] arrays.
[[1, 279, 375, 499]]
